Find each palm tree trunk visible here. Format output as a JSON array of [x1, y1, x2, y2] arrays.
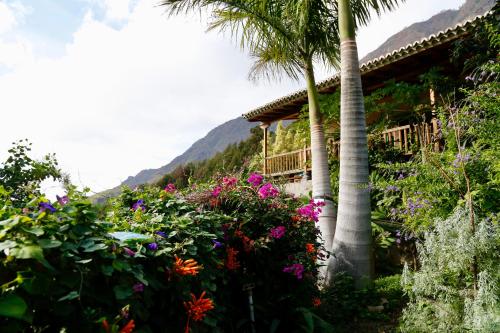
[[304, 57, 336, 266], [328, 0, 372, 287]]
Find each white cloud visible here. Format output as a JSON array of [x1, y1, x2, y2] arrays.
[[0, 1, 33, 69], [0, 0, 301, 196]]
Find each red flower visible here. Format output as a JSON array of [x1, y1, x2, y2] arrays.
[[305, 243, 315, 254], [312, 297, 321, 307], [225, 247, 241, 270], [119, 320, 135, 333]]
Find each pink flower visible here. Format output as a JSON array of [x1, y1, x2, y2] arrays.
[[164, 183, 176, 193], [123, 247, 136, 257], [212, 186, 222, 197], [222, 177, 237, 187], [258, 183, 279, 199], [283, 263, 304, 279], [247, 173, 263, 187], [269, 226, 286, 239], [132, 283, 144, 293], [296, 200, 324, 222]]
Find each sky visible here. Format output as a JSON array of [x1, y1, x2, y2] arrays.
[[0, 0, 466, 197]]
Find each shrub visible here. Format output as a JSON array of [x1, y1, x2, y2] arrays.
[[0, 173, 327, 332], [400, 208, 500, 332]]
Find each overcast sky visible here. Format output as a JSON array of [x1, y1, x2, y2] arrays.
[[0, 0, 465, 197]]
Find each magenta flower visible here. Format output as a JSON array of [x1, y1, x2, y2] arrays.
[[123, 247, 135, 257], [132, 199, 145, 211], [132, 283, 144, 293], [39, 202, 56, 213], [283, 263, 304, 280], [212, 186, 222, 197], [296, 200, 324, 222], [223, 176, 238, 187], [247, 173, 263, 187], [164, 183, 176, 193], [258, 183, 279, 199], [56, 195, 69, 206], [269, 226, 286, 239]]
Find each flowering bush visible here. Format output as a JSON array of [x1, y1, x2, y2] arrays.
[[0, 172, 327, 332]]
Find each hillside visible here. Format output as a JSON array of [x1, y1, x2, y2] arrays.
[[360, 0, 496, 63]]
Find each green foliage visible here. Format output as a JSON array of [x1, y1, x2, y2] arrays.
[[400, 208, 500, 332], [0, 140, 61, 207], [0, 169, 328, 332], [315, 273, 404, 332]]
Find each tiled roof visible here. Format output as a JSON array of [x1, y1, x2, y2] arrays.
[[243, 11, 493, 121]]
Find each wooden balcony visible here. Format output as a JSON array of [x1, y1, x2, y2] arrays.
[[264, 120, 439, 177]]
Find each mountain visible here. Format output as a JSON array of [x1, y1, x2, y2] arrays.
[[121, 117, 258, 188], [360, 0, 496, 63]]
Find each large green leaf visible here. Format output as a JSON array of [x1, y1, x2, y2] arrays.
[[0, 240, 17, 252], [113, 285, 133, 300], [109, 231, 152, 242], [0, 294, 27, 319], [10, 245, 44, 260], [38, 239, 62, 248]]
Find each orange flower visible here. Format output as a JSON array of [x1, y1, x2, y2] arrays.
[[312, 297, 321, 307], [173, 256, 203, 276], [184, 291, 215, 333], [291, 215, 301, 222], [235, 230, 254, 253], [184, 291, 215, 321], [119, 320, 135, 333], [305, 243, 315, 254], [225, 247, 241, 270]]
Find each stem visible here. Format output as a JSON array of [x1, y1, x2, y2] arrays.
[[339, 0, 356, 41], [449, 107, 477, 290]]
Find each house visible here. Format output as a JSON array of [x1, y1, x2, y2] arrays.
[[242, 12, 491, 194]]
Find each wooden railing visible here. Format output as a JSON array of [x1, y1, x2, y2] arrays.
[[264, 120, 440, 176], [265, 147, 311, 176]]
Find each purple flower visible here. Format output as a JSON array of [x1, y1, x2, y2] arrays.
[[39, 202, 56, 213], [147, 243, 158, 251], [385, 185, 399, 192], [247, 173, 263, 187], [269, 226, 286, 239], [283, 263, 304, 280], [258, 183, 279, 199], [56, 195, 69, 206], [132, 199, 145, 211], [132, 283, 144, 293], [453, 152, 471, 168], [212, 186, 222, 197], [155, 231, 167, 238], [398, 173, 405, 180], [123, 247, 136, 257], [164, 183, 176, 193], [212, 239, 223, 249]]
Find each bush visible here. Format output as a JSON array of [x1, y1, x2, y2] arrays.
[[400, 208, 500, 332], [0, 172, 328, 332]]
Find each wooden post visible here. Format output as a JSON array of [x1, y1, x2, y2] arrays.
[[260, 123, 269, 175], [429, 88, 440, 152]]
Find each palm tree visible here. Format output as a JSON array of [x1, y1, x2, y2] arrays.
[[160, 0, 402, 280], [327, 0, 403, 286]]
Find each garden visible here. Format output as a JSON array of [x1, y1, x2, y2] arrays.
[[1, 0, 499, 332]]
